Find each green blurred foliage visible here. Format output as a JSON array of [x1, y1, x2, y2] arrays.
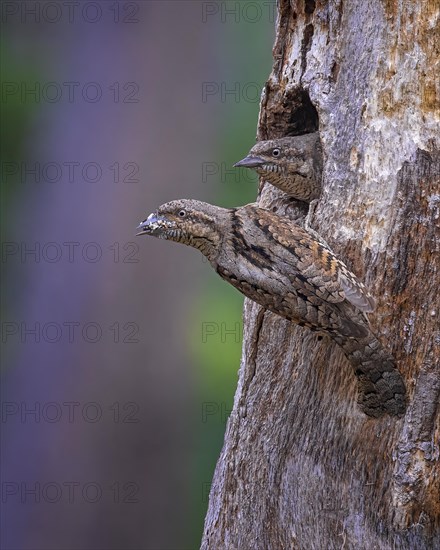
[[0, 36, 40, 210], [187, 12, 273, 547], [0, 34, 42, 329], [1, 5, 274, 547]]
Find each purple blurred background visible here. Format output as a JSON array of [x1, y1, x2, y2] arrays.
[[1, 2, 273, 548]]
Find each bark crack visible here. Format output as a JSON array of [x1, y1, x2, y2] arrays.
[[239, 304, 266, 411]]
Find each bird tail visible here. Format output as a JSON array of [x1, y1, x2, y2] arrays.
[[333, 330, 406, 418]]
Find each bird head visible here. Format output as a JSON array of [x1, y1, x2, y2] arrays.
[[233, 134, 322, 202], [234, 137, 301, 171], [234, 134, 320, 178], [136, 199, 226, 259]]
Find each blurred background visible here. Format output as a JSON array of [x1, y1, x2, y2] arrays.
[[1, 1, 273, 549]]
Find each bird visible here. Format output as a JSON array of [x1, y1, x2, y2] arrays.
[[136, 199, 406, 418], [234, 132, 323, 203]]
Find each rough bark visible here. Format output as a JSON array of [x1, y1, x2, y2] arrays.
[[202, 1, 439, 549]]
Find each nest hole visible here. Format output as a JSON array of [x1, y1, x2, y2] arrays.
[[260, 87, 319, 139]]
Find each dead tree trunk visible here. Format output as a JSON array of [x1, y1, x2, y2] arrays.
[[202, 1, 439, 548]]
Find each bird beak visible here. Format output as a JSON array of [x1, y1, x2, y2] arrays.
[[234, 155, 265, 168], [136, 212, 170, 236]]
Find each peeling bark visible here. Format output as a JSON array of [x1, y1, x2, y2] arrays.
[[202, 1, 439, 548]]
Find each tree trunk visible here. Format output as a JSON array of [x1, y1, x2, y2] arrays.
[[201, 1, 439, 548]]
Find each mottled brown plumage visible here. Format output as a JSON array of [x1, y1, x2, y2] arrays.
[[137, 199, 406, 418], [234, 132, 323, 202]]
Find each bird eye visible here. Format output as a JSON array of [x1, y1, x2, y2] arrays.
[[272, 148, 280, 157], [178, 210, 186, 217]]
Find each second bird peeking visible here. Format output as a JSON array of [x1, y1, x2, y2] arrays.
[[234, 132, 322, 203]]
